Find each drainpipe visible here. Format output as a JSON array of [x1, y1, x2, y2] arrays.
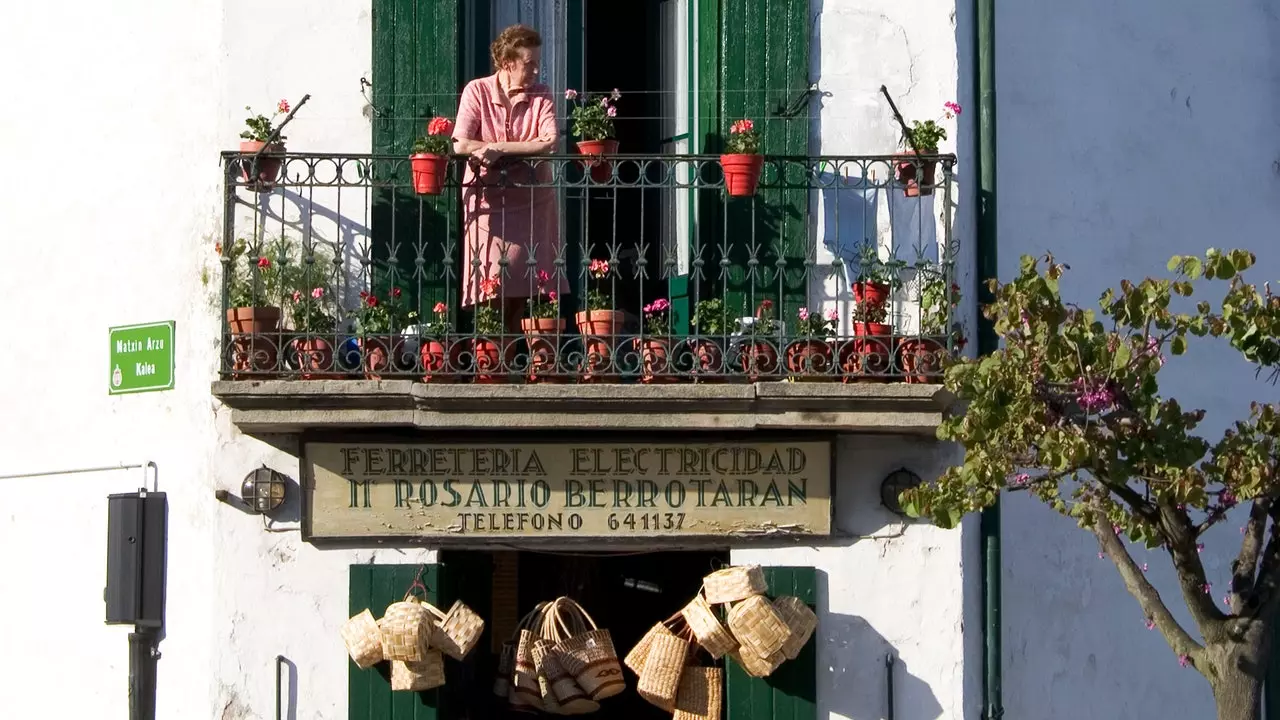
[[974, 0, 1002, 717]]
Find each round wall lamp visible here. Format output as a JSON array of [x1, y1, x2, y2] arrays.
[[881, 468, 924, 517], [241, 466, 288, 515]]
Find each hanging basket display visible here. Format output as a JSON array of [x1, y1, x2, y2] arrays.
[[702, 565, 768, 605]]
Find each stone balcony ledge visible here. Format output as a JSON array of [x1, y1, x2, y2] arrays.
[[211, 380, 954, 436]]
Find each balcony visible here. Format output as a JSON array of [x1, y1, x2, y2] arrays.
[[212, 150, 959, 435]]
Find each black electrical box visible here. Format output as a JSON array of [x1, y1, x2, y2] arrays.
[[105, 491, 167, 627]]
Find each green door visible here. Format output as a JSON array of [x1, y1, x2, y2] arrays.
[[726, 566, 818, 720], [370, 0, 461, 322], [694, 0, 811, 326]]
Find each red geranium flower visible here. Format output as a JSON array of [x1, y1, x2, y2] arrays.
[[257, 257, 271, 268], [391, 287, 402, 298], [366, 295, 378, 307]]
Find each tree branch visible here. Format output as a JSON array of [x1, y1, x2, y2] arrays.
[[1155, 500, 1229, 638], [1245, 502, 1280, 617], [1233, 498, 1271, 610], [1093, 518, 1205, 663]]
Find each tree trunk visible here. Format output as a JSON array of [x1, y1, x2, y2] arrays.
[[1208, 639, 1267, 720]]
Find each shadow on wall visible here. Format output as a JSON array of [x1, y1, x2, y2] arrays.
[[822, 609, 943, 720]]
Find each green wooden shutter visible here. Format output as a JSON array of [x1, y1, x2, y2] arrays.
[[371, 0, 460, 318], [727, 566, 818, 720], [706, 0, 810, 320], [349, 564, 442, 720]]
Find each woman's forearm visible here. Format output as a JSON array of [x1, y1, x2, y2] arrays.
[[496, 139, 557, 155], [453, 138, 486, 154]]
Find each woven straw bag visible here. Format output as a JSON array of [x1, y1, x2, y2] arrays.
[[674, 666, 723, 720], [390, 650, 446, 692], [726, 595, 792, 660], [341, 608, 384, 669], [381, 594, 434, 662], [681, 593, 738, 660], [772, 596, 818, 660], [637, 631, 690, 711], [509, 602, 550, 711], [625, 621, 676, 674], [426, 600, 486, 661], [553, 598, 626, 701], [493, 640, 514, 698], [533, 603, 599, 715], [729, 647, 784, 678], [703, 565, 767, 605]]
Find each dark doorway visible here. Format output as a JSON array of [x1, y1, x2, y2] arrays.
[[441, 548, 728, 719], [581, 0, 667, 323]]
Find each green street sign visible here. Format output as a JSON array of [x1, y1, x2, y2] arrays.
[[109, 321, 175, 395]]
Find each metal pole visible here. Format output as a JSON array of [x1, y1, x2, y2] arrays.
[[975, 0, 1002, 716], [885, 653, 896, 720], [128, 628, 159, 720]]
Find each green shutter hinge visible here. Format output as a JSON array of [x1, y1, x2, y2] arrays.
[[772, 83, 827, 118], [360, 76, 391, 119]]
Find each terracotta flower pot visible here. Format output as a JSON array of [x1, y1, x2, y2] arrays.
[[421, 337, 464, 383], [683, 338, 724, 382], [359, 336, 402, 380], [852, 281, 890, 309], [291, 337, 341, 379], [785, 340, 836, 380], [575, 309, 625, 382], [739, 340, 779, 381], [840, 322, 893, 383], [720, 153, 765, 197], [577, 139, 619, 183], [521, 318, 566, 383], [894, 151, 938, 197], [226, 306, 282, 377], [898, 336, 947, 384], [410, 153, 447, 195], [471, 338, 505, 384], [636, 337, 675, 383], [239, 140, 286, 191]]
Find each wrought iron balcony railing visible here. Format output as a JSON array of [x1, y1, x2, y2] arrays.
[[219, 150, 958, 384]]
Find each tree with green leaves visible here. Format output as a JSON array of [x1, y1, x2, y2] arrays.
[[902, 248, 1280, 720]]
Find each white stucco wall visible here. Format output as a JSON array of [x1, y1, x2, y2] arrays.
[[998, 1, 1280, 718], [0, 1, 977, 719]]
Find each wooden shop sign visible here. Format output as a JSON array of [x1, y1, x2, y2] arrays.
[[303, 440, 832, 540]]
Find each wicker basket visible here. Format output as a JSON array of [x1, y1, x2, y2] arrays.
[[341, 608, 384, 669], [390, 650, 446, 692], [510, 603, 550, 711], [726, 595, 792, 660], [637, 632, 690, 711], [553, 598, 626, 701], [703, 565, 767, 605], [674, 666, 723, 720], [427, 600, 486, 661], [681, 593, 738, 660], [381, 595, 434, 663], [533, 637, 599, 715], [625, 622, 675, 674], [772, 596, 818, 660], [729, 647, 785, 678]]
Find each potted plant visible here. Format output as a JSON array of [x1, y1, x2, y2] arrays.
[[351, 286, 411, 380], [410, 116, 454, 195], [222, 236, 297, 376], [852, 241, 904, 308], [786, 307, 838, 379], [685, 297, 727, 381], [288, 285, 341, 379], [240, 99, 292, 191], [408, 301, 458, 383], [738, 299, 781, 381], [899, 265, 960, 383], [567, 88, 620, 183], [575, 258, 623, 381], [840, 296, 893, 382], [636, 298, 674, 383], [721, 118, 763, 197], [521, 271, 564, 382], [895, 101, 959, 197], [472, 278, 506, 383]]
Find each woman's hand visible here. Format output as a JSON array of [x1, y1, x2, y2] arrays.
[[471, 143, 506, 166]]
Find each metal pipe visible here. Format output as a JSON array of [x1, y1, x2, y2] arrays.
[[128, 629, 159, 720], [0, 461, 158, 491], [974, 0, 1003, 716], [276, 655, 286, 720], [885, 653, 896, 720]]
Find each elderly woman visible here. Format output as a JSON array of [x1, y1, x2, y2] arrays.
[[452, 24, 563, 332]]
